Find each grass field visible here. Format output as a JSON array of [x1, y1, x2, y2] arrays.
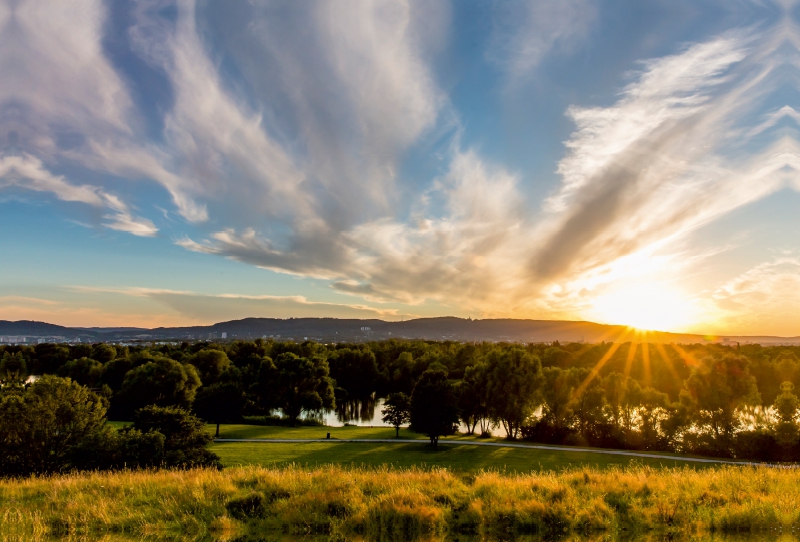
[[205, 423, 740, 472], [3, 463, 799, 540]]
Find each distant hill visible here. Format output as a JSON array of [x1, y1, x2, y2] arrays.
[[2, 317, 799, 345]]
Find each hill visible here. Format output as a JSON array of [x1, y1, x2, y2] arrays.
[[2, 316, 799, 344]]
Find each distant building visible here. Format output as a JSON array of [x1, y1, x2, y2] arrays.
[[361, 327, 371, 332], [221, 332, 228, 339]]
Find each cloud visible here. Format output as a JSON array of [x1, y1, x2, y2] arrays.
[[712, 256, 800, 335], [70, 286, 402, 322], [527, 27, 800, 299], [0, 154, 158, 236], [487, 0, 596, 84]]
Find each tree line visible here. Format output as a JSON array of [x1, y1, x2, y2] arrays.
[[2, 338, 800, 461]]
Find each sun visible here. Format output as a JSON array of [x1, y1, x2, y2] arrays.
[[590, 283, 697, 332]]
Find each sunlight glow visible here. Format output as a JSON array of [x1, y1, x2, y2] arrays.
[[590, 284, 698, 332]]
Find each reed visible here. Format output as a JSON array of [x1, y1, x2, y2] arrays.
[[1, 464, 798, 540]]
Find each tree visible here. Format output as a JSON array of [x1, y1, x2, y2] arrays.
[[194, 381, 245, 437], [486, 348, 544, 439], [190, 349, 232, 385], [0, 375, 108, 474], [328, 348, 380, 398], [381, 392, 411, 437], [57, 357, 104, 387], [539, 366, 578, 438], [91, 344, 117, 363], [0, 352, 28, 387], [410, 367, 460, 448], [773, 381, 799, 448], [131, 405, 220, 468], [457, 363, 490, 435], [118, 357, 202, 414], [258, 353, 335, 425], [680, 354, 761, 453], [543, 347, 574, 368]]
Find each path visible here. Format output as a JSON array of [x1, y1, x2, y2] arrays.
[[213, 437, 753, 465]]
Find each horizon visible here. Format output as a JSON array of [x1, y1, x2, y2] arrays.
[[4, 1, 800, 336]]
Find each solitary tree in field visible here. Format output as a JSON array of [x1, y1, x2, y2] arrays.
[[410, 366, 460, 448], [381, 392, 411, 437], [193, 380, 245, 437]]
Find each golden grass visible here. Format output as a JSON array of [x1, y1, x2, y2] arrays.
[[1, 464, 799, 540]]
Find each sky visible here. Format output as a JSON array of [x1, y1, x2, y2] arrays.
[[2, 0, 800, 335]]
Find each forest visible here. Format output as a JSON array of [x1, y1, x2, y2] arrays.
[[1, 338, 799, 468]]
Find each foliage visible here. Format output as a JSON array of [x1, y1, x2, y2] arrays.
[[410, 366, 460, 447], [486, 347, 544, 438], [194, 380, 246, 436], [381, 392, 410, 437], [8, 338, 800, 461], [0, 375, 108, 474], [131, 405, 221, 468], [117, 356, 202, 414], [256, 352, 335, 425]]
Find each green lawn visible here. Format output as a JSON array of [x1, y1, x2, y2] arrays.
[[206, 423, 735, 472]]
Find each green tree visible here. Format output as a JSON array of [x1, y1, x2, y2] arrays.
[[410, 367, 460, 448], [381, 392, 411, 437], [259, 353, 335, 425], [91, 344, 117, 363], [194, 381, 245, 437], [131, 405, 220, 468], [118, 357, 202, 414], [486, 348, 544, 438], [190, 349, 232, 385], [540, 366, 577, 433], [0, 375, 108, 474], [680, 354, 761, 450], [0, 352, 28, 387], [457, 363, 490, 435], [773, 381, 799, 448], [328, 348, 380, 398], [57, 357, 104, 387]]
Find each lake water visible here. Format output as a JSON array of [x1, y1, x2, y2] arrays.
[[310, 396, 505, 437]]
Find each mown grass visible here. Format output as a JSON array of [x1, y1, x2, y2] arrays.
[[2, 464, 799, 540], [206, 423, 742, 471]]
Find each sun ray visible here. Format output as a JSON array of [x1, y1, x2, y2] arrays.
[[642, 340, 652, 387], [670, 343, 701, 368], [623, 341, 638, 379], [574, 327, 633, 396], [654, 341, 682, 384]]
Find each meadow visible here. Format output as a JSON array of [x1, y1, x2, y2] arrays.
[[1, 463, 798, 540]]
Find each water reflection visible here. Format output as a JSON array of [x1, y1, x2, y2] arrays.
[[314, 397, 505, 437], [17, 533, 798, 541], [319, 396, 385, 426]]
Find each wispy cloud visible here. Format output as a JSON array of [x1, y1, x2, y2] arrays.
[[487, 0, 596, 85], [0, 155, 157, 236], [71, 286, 402, 322], [713, 255, 800, 335]]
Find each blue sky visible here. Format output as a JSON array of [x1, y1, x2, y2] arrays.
[[2, 0, 800, 335]]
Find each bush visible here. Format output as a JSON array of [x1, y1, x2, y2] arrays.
[[132, 405, 221, 468]]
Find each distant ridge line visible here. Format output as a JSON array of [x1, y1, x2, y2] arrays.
[[1, 317, 799, 345]]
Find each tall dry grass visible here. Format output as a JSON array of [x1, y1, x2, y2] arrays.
[[1, 464, 799, 540]]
